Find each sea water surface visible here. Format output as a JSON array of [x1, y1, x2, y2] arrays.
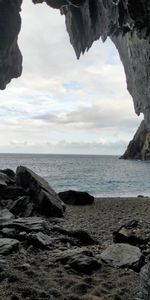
[[0, 153, 150, 197]]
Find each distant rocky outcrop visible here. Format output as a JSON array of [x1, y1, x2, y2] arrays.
[[120, 120, 150, 160]]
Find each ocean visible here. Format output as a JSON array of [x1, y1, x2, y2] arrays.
[[0, 153, 150, 197]]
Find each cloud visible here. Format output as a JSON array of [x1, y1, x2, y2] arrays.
[[0, 139, 127, 155], [0, 0, 142, 154]]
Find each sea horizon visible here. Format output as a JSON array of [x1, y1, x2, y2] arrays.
[[0, 153, 149, 198]]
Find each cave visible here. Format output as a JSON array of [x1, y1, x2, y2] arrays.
[[0, 0, 150, 159]]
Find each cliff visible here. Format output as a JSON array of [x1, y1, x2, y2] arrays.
[[0, 0, 150, 158], [120, 120, 150, 160]]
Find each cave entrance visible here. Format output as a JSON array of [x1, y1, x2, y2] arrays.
[[1, 0, 142, 155]]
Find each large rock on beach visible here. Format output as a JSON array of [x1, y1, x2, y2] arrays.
[[16, 166, 64, 217], [101, 243, 143, 271], [58, 190, 94, 205]]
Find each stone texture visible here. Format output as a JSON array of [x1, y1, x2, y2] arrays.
[[16, 166, 64, 217], [9, 196, 33, 217], [0, 238, 19, 255], [113, 220, 148, 246], [0, 0, 22, 89], [55, 248, 101, 274], [100, 243, 143, 271], [0, 186, 26, 200], [52, 226, 97, 246], [0, 172, 14, 187], [0, 169, 15, 180], [28, 231, 53, 248], [137, 263, 150, 300], [120, 120, 150, 160], [0, 209, 15, 225]]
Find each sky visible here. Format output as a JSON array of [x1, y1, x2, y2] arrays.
[[0, 0, 142, 155]]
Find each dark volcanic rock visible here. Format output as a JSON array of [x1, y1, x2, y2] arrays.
[[0, 186, 26, 200], [9, 196, 33, 217], [55, 248, 101, 274], [0, 172, 14, 187], [16, 166, 64, 217], [58, 190, 94, 205], [0, 169, 15, 180], [120, 120, 150, 160]]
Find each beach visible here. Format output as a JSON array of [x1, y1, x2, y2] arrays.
[[1, 196, 150, 300]]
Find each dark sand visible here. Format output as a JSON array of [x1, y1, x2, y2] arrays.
[[1, 197, 150, 300]]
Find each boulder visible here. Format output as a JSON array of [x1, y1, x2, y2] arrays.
[[0, 238, 19, 255], [58, 190, 94, 205], [113, 220, 147, 247], [0, 169, 15, 180], [16, 166, 64, 217], [100, 243, 143, 271], [56, 248, 101, 274]]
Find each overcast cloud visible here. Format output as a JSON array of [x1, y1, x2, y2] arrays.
[[0, 0, 142, 154]]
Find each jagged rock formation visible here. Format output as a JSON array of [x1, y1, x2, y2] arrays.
[[120, 120, 150, 160], [0, 0, 23, 89], [0, 166, 64, 217], [1, 0, 150, 157]]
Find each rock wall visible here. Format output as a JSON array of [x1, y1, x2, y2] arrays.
[[0, 0, 23, 90], [120, 120, 150, 160]]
